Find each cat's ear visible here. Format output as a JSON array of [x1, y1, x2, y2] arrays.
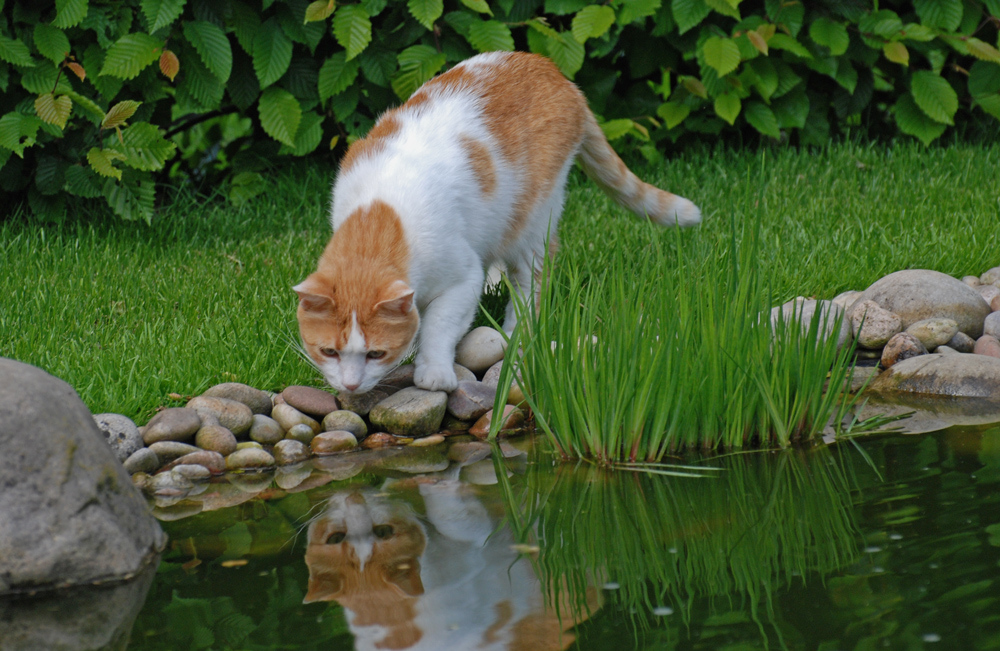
[[389, 560, 424, 597], [294, 277, 334, 314], [375, 280, 415, 317], [303, 573, 344, 603]]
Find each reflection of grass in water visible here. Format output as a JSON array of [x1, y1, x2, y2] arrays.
[[496, 444, 860, 645]]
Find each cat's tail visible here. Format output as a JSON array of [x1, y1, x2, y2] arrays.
[[577, 113, 701, 227]]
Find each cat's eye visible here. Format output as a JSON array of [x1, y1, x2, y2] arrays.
[[320, 347, 339, 358], [373, 525, 394, 539], [366, 350, 386, 360], [326, 532, 346, 544]]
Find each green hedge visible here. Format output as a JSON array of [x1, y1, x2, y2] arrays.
[[1, 0, 999, 223]]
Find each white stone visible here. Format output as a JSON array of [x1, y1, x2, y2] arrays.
[[455, 326, 507, 374]]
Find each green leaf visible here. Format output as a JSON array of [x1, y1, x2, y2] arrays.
[[545, 0, 588, 15], [141, 0, 187, 33], [911, 70, 957, 125], [0, 113, 44, 157], [967, 38, 1000, 63], [461, 0, 493, 15], [572, 5, 616, 43], [229, 171, 266, 206], [279, 110, 324, 156], [834, 58, 857, 94], [258, 86, 302, 146], [744, 100, 780, 137], [808, 17, 848, 56], [772, 85, 808, 128], [468, 21, 516, 52], [112, 122, 176, 171], [100, 33, 163, 80], [28, 187, 66, 224], [334, 5, 373, 60], [714, 92, 740, 124], [748, 58, 778, 99], [702, 36, 741, 76], [900, 23, 935, 42], [34, 93, 72, 129], [391, 44, 445, 100], [177, 48, 225, 109], [0, 35, 35, 67], [304, 0, 336, 22], [883, 41, 909, 66], [913, 0, 962, 31], [103, 173, 155, 223], [768, 34, 812, 58], [87, 147, 126, 179], [858, 10, 903, 40], [407, 0, 444, 30], [227, 49, 260, 110], [894, 93, 946, 145], [65, 90, 105, 122], [183, 21, 232, 81], [600, 118, 635, 141], [546, 32, 584, 79], [64, 165, 103, 198], [704, 0, 739, 19], [657, 101, 690, 128], [53, 0, 89, 29], [33, 24, 70, 64], [672, 0, 710, 35], [359, 48, 397, 87], [253, 19, 294, 88], [318, 52, 360, 101], [619, 0, 661, 24], [986, 0, 1000, 18], [969, 61, 1000, 98], [102, 100, 141, 129], [35, 156, 68, 196]]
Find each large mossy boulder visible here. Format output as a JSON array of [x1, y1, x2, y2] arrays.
[[0, 358, 166, 594]]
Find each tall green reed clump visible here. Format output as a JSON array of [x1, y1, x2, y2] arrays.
[[507, 212, 856, 462]]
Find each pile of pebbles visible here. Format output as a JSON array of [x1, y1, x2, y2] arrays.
[[93, 326, 528, 497], [773, 266, 1000, 396]]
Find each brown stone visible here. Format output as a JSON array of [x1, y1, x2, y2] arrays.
[[469, 405, 526, 439], [186, 396, 253, 436], [360, 432, 407, 449], [281, 385, 339, 419], [446, 380, 496, 421], [143, 407, 201, 444], [311, 430, 358, 455], [880, 332, 928, 370], [195, 424, 237, 455], [975, 334, 1000, 359], [163, 450, 226, 474]]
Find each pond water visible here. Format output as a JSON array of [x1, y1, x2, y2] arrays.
[[115, 426, 1000, 650]]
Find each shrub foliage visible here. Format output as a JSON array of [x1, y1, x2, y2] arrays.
[[1, 0, 999, 222]]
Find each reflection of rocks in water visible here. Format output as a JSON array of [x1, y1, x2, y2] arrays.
[[303, 463, 598, 650], [854, 393, 1000, 434], [0, 560, 156, 651]]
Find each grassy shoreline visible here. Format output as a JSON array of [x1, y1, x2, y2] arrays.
[[2, 142, 998, 425]]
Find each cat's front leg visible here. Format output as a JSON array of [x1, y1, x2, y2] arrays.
[[413, 269, 484, 392]]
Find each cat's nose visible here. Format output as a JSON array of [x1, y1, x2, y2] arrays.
[[343, 380, 361, 392]]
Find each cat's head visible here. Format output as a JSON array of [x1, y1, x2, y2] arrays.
[[294, 273, 418, 395]]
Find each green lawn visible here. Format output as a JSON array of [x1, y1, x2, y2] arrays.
[[2, 142, 998, 426]]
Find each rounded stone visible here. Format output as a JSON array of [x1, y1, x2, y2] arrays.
[[409, 433, 445, 447], [271, 403, 321, 434], [164, 450, 227, 474], [869, 353, 1000, 399], [273, 439, 311, 465], [979, 284, 1000, 306], [236, 441, 263, 450], [850, 300, 902, 349], [481, 360, 504, 388], [962, 275, 981, 287], [446, 380, 497, 421], [369, 387, 448, 437], [228, 471, 274, 493], [947, 330, 976, 354], [338, 385, 400, 416], [469, 405, 526, 439], [880, 332, 928, 369], [382, 364, 416, 388], [275, 464, 312, 489], [360, 432, 405, 449], [123, 447, 160, 475], [848, 269, 992, 338], [249, 414, 284, 445], [455, 326, 507, 374], [93, 413, 143, 462], [225, 448, 276, 471], [281, 385, 339, 419], [985, 312, 1000, 339], [453, 363, 477, 384], [831, 290, 862, 311], [186, 396, 253, 436], [771, 298, 851, 348], [142, 408, 202, 445], [311, 430, 359, 455], [905, 318, 959, 350], [975, 335, 1000, 359], [936, 345, 958, 355], [147, 470, 194, 497], [285, 423, 317, 444], [148, 441, 201, 465], [993, 295, 1000, 312], [195, 424, 237, 455], [171, 464, 211, 481], [322, 410, 367, 438], [201, 382, 272, 416], [981, 266, 1000, 286]]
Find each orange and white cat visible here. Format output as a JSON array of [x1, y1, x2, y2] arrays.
[[295, 51, 700, 395]]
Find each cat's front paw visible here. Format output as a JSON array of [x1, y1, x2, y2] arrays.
[[414, 363, 458, 392]]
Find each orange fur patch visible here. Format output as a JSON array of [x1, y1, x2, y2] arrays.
[[298, 200, 417, 367], [460, 135, 497, 196], [339, 114, 403, 173]]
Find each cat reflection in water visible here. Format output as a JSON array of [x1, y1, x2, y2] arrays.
[[304, 475, 597, 650]]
